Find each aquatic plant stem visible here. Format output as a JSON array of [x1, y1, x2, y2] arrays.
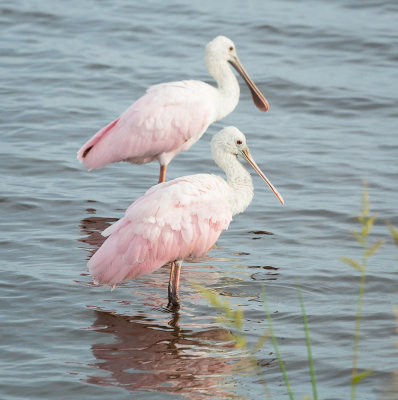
[[350, 258, 366, 400], [192, 283, 273, 400], [296, 284, 318, 400], [345, 183, 381, 399], [262, 287, 295, 400], [350, 188, 369, 400]]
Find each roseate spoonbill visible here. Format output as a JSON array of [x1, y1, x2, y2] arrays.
[[88, 127, 284, 307], [77, 36, 269, 183]]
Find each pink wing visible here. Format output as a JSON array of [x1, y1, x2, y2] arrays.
[[88, 174, 232, 287], [77, 81, 216, 170]]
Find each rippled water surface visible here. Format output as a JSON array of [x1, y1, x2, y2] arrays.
[[1, 1, 397, 399]]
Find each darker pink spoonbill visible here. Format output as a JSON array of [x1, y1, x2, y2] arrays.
[[87, 127, 284, 308]]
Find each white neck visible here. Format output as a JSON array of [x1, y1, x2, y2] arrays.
[[206, 58, 240, 121], [213, 151, 254, 216]]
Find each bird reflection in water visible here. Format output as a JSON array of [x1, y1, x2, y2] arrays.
[[86, 309, 241, 398], [78, 207, 117, 256], [78, 208, 262, 397]]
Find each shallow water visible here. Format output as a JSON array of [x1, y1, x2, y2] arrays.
[[1, 1, 397, 399]]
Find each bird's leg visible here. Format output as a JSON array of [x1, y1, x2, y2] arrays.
[[158, 165, 167, 183], [168, 260, 182, 309]]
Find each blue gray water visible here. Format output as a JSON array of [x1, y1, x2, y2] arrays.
[[1, 1, 397, 399]]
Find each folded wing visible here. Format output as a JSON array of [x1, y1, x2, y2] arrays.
[[88, 174, 232, 286], [77, 81, 216, 169]]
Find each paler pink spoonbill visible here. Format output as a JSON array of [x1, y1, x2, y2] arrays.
[[88, 127, 284, 308], [77, 36, 269, 183]]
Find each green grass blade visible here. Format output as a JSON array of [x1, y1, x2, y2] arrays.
[[350, 230, 366, 246], [296, 284, 318, 400], [340, 257, 364, 272], [262, 287, 295, 400], [352, 369, 373, 384], [253, 330, 270, 353], [388, 224, 398, 246], [235, 308, 244, 330], [365, 239, 384, 258], [350, 264, 367, 400], [361, 216, 375, 236]]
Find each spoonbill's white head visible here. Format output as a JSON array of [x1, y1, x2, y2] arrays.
[[205, 36, 269, 112], [211, 126, 284, 206], [205, 35, 238, 62]]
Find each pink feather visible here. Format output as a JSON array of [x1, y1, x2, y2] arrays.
[[77, 81, 215, 170], [88, 174, 232, 287]]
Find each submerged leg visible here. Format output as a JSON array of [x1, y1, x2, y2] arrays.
[[168, 260, 182, 308], [158, 165, 167, 183]]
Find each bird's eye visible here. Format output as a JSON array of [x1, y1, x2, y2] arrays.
[[236, 140, 242, 145], [229, 46, 234, 51]]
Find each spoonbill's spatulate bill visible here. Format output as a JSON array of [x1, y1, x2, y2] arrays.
[[88, 127, 284, 308], [77, 36, 269, 183]]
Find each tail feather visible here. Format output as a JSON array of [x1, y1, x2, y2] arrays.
[[77, 117, 120, 170]]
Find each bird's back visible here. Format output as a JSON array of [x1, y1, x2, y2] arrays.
[[88, 174, 233, 286]]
